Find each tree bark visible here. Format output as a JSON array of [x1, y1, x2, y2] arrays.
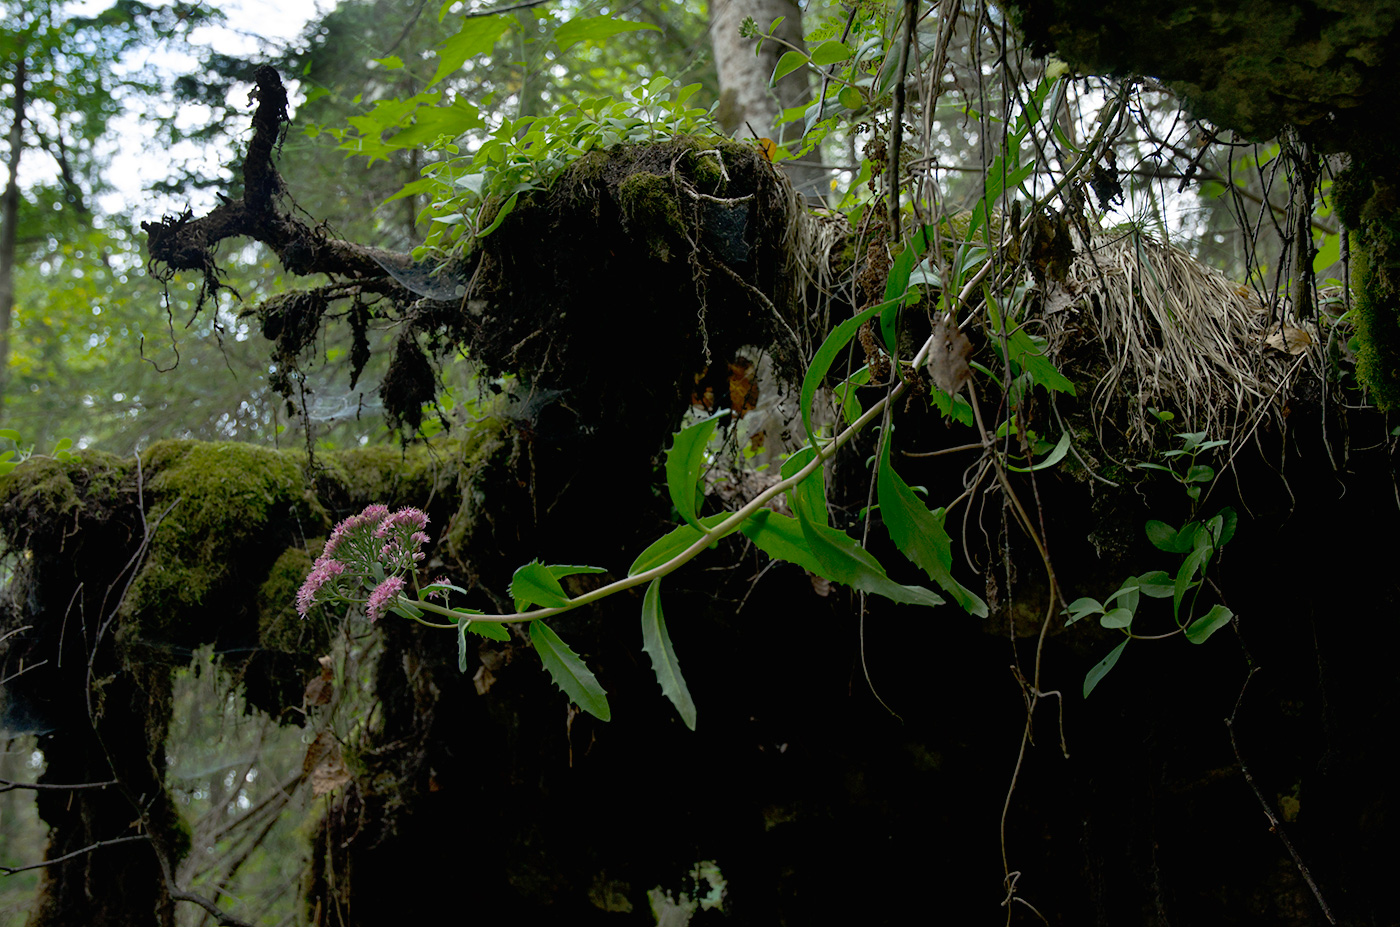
[[0, 56, 27, 409], [708, 0, 826, 198]]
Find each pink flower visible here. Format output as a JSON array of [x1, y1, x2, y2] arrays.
[[374, 507, 429, 538], [425, 577, 452, 601], [322, 504, 390, 563], [297, 559, 346, 617], [366, 575, 407, 623], [375, 507, 432, 572]]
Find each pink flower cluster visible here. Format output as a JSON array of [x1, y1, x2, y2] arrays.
[[296, 504, 432, 623]]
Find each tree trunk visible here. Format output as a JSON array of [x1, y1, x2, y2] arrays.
[[708, 0, 826, 198], [0, 56, 26, 409]]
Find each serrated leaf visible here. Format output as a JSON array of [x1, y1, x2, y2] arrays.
[[546, 564, 608, 580], [629, 512, 738, 576], [797, 505, 943, 608], [530, 621, 611, 721], [1185, 605, 1233, 644], [640, 579, 697, 730], [457, 605, 510, 641], [555, 15, 659, 51], [771, 50, 809, 84], [430, 14, 509, 87], [800, 302, 883, 441], [877, 433, 987, 615], [1008, 327, 1075, 395], [810, 39, 853, 65], [387, 99, 484, 148], [739, 509, 825, 574], [509, 561, 571, 612], [666, 409, 728, 530], [1083, 639, 1127, 697], [780, 446, 827, 527], [422, 582, 470, 597]]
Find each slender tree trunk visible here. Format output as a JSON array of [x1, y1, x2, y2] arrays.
[[708, 0, 826, 198], [0, 56, 26, 409]]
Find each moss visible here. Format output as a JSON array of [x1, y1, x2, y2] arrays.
[[256, 546, 328, 653], [1350, 223, 1400, 409], [1335, 140, 1400, 410], [0, 452, 133, 552], [123, 441, 322, 642], [617, 171, 687, 262]]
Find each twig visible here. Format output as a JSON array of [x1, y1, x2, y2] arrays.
[[1226, 668, 1337, 925], [0, 834, 149, 875], [886, 0, 920, 241], [0, 776, 119, 794]]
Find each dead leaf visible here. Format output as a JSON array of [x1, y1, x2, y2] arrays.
[[473, 648, 508, 696], [304, 655, 334, 707], [1264, 323, 1313, 355], [927, 316, 973, 395], [727, 358, 758, 417], [303, 731, 351, 797]]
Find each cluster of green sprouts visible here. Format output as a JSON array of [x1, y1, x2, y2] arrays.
[[1069, 416, 1237, 696], [0, 428, 74, 477]]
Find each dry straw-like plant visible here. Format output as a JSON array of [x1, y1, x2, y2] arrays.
[[1047, 226, 1315, 449]]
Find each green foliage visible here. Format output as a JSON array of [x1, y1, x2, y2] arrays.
[[529, 619, 611, 722], [1073, 430, 1238, 697], [876, 429, 987, 615], [640, 578, 696, 730], [666, 410, 728, 531], [0, 428, 71, 475]]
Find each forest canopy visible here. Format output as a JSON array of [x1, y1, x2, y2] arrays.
[[2, 1, 1398, 925]]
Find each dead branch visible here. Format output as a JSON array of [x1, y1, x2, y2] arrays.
[[140, 66, 407, 286]]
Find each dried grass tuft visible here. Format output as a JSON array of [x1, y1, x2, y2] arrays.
[[1045, 227, 1314, 449]]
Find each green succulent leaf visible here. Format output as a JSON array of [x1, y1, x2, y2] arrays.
[[1173, 546, 1213, 621], [1099, 607, 1134, 629], [628, 512, 738, 576], [1135, 570, 1174, 598], [640, 579, 697, 730], [509, 561, 571, 612], [800, 302, 883, 441], [877, 432, 987, 615], [530, 621, 611, 721], [665, 409, 729, 530]]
